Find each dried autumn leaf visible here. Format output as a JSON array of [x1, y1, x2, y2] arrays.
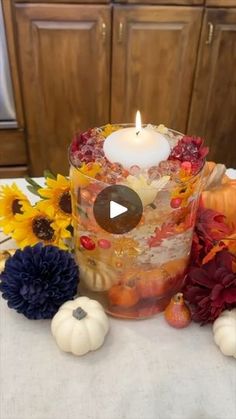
[[148, 223, 176, 247], [202, 242, 227, 265]]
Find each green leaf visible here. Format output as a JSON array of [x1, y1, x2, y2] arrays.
[[26, 185, 41, 197], [25, 176, 41, 190], [77, 205, 88, 218], [43, 169, 56, 180]]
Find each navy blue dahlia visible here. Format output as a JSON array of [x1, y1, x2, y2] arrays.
[[0, 244, 79, 319]]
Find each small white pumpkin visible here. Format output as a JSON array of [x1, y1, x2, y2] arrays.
[[213, 309, 236, 358], [51, 296, 109, 356], [77, 253, 117, 291]]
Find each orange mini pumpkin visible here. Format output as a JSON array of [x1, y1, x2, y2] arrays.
[[108, 283, 140, 308]]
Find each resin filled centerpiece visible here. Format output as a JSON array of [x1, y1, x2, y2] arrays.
[[69, 115, 208, 319]]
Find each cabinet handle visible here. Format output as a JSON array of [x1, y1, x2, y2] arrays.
[[206, 22, 214, 45], [101, 22, 106, 42], [118, 22, 124, 43]]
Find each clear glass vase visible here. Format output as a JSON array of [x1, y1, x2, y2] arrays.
[[70, 125, 206, 319]]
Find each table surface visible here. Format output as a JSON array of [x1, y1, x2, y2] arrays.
[[0, 177, 236, 419]]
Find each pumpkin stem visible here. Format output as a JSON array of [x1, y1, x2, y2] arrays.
[[173, 293, 184, 304], [73, 307, 87, 320]]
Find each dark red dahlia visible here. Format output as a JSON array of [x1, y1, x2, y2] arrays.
[[190, 207, 232, 266], [169, 136, 209, 174], [184, 249, 236, 324]]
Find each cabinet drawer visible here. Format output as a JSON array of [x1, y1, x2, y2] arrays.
[[0, 166, 28, 179], [0, 130, 27, 165]]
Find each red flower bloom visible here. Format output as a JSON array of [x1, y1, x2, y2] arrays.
[[184, 250, 236, 324], [196, 207, 231, 242]]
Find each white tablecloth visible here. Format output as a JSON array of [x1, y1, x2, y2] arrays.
[[0, 178, 236, 419]]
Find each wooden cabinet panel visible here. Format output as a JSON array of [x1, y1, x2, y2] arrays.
[[0, 130, 27, 165], [188, 8, 236, 167], [206, 1, 236, 6], [2, 0, 24, 128], [0, 166, 28, 179], [14, 3, 111, 176], [14, 0, 110, 3], [111, 6, 203, 133], [115, 1, 204, 5]]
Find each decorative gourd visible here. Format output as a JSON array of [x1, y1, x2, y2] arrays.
[[77, 252, 117, 291], [51, 296, 109, 356], [164, 293, 191, 329], [213, 309, 236, 358]]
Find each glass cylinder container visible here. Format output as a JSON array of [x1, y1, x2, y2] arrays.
[[70, 125, 206, 319]]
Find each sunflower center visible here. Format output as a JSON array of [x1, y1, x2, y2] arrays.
[[59, 191, 72, 214], [12, 199, 23, 215], [32, 217, 54, 241]]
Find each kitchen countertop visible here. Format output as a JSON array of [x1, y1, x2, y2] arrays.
[[0, 177, 236, 419]]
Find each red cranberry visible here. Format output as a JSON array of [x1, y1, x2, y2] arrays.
[[181, 161, 192, 172], [98, 239, 111, 249], [170, 197, 182, 209], [80, 236, 96, 250]]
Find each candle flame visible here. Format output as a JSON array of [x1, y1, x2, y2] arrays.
[[135, 110, 142, 135]]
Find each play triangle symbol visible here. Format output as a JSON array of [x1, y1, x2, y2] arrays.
[[110, 200, 128, 219]]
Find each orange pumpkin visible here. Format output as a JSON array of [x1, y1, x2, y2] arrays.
[[162, 258, 188, 278], [137, 275, 166, 299], [202, 181, 236, 227], [108, 283, 139, 308]]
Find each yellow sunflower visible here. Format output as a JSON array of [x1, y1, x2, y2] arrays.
[[37, 174, 72, 222], [11, 203, 71, 249], [70, 162, 101, 188], [0, 183, 30, 234]]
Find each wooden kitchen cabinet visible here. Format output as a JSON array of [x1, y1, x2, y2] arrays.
[[14, 3, 111, 175], [111, 6, 203, 132], [188, 8, 236, 166]]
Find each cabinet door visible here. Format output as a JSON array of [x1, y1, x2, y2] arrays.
[[188, 8, 236, 167], [111, 6, 203, 132], [14, 4, 111, 175]]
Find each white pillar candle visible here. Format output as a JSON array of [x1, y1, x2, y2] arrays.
[[103, 111, 171, 169]]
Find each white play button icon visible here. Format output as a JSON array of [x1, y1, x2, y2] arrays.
[[93, 185, 143, 234], [110, 200, 128, 219]]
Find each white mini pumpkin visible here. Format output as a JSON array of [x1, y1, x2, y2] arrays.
[[213, 309, 236, 358], [51, 296, 109, 356], [77, 253, 117, 291]]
